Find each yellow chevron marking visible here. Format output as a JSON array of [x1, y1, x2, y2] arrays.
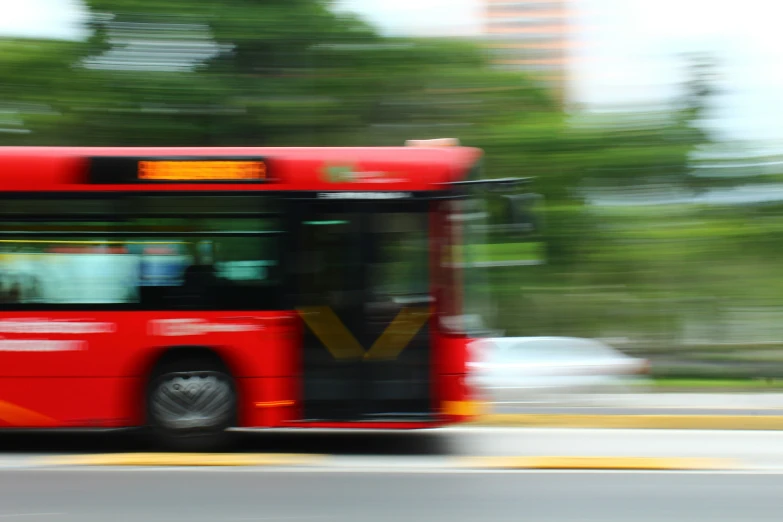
[[297, 306, 430, 361], [297, 306, 366, 360], [364, 307, 431, 361]]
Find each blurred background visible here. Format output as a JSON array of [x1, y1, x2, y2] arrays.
[[4, 0, 783, 392]]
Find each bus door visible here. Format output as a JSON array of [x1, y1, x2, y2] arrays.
[[289, 199, 432, 421]]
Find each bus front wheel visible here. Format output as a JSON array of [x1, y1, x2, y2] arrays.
[[146, 358, 237, 451]]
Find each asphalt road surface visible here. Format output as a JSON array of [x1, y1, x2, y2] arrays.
[[0, 429, 781, 521], [0, 468, 781, 522]]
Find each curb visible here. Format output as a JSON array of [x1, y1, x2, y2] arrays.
[[472, 414, 783, 430], [34, 453, 325, 467], [456, 456, 741, 470]]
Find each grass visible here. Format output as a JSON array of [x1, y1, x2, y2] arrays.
[[465, 241, 545, 263], [651, 378, 783, 390]]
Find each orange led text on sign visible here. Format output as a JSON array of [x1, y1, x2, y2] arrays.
[[138, 160, 266, 181]]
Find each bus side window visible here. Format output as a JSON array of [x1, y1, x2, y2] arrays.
[[0, 195, 284, 311]]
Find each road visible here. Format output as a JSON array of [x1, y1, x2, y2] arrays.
[[0, 428, 781, 520], [0, 468, 781, 522]]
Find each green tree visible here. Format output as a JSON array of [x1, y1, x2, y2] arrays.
[[0, 38, 90, 144], [75, 0, 557, 147]]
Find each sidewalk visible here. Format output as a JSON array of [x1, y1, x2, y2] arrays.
[[477, 393, 783, 429], [557, 393, 783, 410]]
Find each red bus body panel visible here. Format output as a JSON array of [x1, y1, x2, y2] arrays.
[[0, 146, 481, 430], [0, 311, 301, 428], [0, 146, 481, 192]]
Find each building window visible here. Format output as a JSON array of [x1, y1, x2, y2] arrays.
[[486, 32, 563, 42], [487, 2, 563, 13], [487, 16, 562, 28]]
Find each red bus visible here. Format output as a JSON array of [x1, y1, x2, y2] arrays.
[[0, 142, 499, 449]]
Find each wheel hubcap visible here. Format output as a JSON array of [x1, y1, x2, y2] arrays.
[[150, 372, 234, 432]]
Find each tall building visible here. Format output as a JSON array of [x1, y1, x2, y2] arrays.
[[483, 0, 571, 102]]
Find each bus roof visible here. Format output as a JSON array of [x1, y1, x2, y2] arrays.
[[0, 146, 482, 192]]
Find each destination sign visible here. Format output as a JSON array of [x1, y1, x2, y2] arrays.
[[138, 160, 266, 182], [87, 156, 269, 184]]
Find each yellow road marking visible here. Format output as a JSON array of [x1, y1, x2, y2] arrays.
[[457, 456, 740, 470], [36, 453, 325, 467]]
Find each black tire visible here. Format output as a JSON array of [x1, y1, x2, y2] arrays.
[[146, 357, 237, 452]]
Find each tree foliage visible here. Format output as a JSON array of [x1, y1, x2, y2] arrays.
[[0, 0, 719, 270]]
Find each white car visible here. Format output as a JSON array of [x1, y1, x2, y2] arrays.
[[468, 336, 651, 405]]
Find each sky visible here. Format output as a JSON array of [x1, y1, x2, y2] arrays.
[[3, 0, 783, 149]]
